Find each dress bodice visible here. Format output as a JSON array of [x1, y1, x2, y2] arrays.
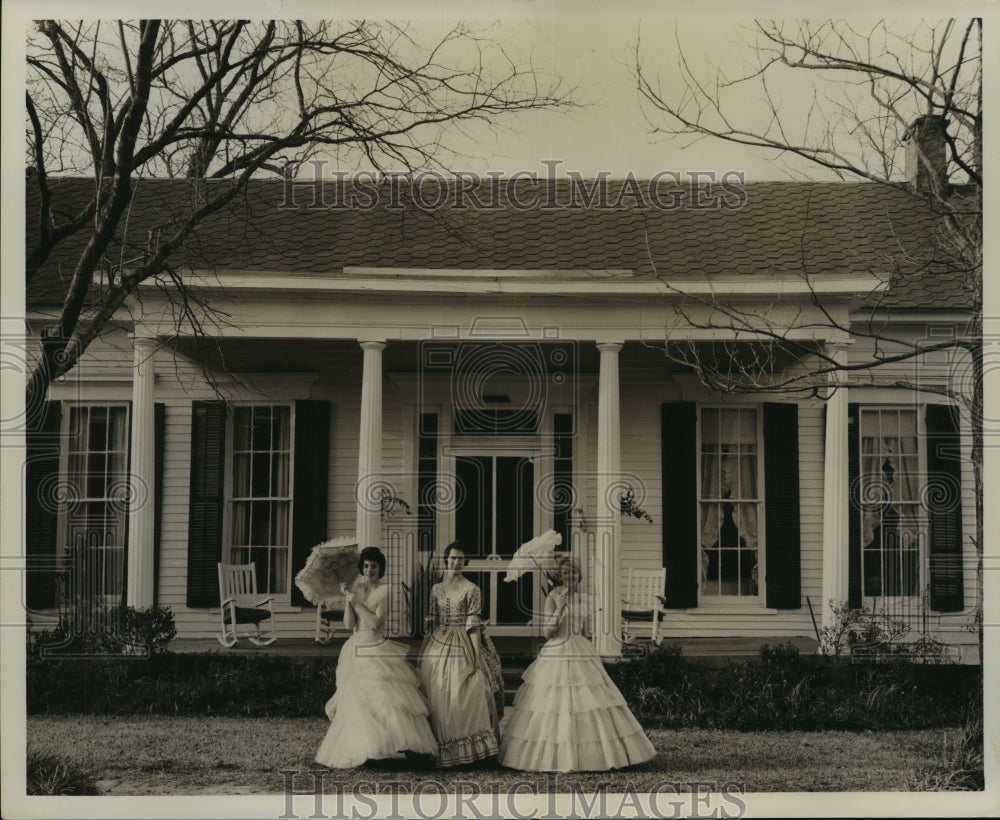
[[429, 578, 483, 631], [548, 588, 593, 640], [351, 581, 387, 635]]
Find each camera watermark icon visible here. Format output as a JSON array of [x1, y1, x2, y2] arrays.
[[417, 318, 580, 440], [911, 323, 989, 436], [2, 322, 85, 444]]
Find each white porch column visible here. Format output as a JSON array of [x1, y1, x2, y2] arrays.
[[821, 339, 853, 634], [357, 341, 386, 548], [126, 334, 156, 607], [595, 342, 623, 658]]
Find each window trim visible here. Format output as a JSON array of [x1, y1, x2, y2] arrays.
[[56, 401, 132, 607], [222, 402, 296, 602], [856, 404, 928, 601], [695, 403, 766, 606]]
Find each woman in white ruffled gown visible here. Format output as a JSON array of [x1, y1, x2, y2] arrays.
[[418, 541, 504, 767], [499, 555, 656, 772], [315, 547, 437, 769]]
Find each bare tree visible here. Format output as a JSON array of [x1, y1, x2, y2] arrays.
[[26, 19, 570, 402], [634, 19, 983, 647]]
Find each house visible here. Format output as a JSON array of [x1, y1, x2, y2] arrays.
[[23, 121, 980, 661]]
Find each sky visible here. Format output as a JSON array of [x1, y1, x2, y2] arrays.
[[8, 3, 978, 182]]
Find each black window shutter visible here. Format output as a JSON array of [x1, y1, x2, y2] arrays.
[[25, 400, 62, 610], [153, 403, 166, 608], [186, 401, 226, 607], [291, 400, 330, 607], [662, 402, 698, 608], [763, 403, 801, 609], [925, 404, 964, 612], [847, 403, 862, 608]]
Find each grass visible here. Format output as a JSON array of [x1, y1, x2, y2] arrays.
[[26, 750, 103, 796], [25, 715, 978, 795]]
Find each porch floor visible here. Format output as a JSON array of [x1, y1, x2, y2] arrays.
[[170, 634, 820, 663]]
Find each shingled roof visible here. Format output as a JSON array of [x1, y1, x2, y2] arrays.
[[26, 177, 976, 311]]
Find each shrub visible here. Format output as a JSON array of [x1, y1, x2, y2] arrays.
[[27, 651, 337, 717], [608, 641, 980, 733], [819, 600, 952, 663], [29, 604, 177, 657], [26, 751, 102, 795], [119, 606, 177, 655]]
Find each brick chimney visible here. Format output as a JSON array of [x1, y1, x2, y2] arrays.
[[904, 115, 948, 192]]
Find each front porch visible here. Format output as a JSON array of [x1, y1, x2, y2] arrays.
[[169, 634, 820, 662]]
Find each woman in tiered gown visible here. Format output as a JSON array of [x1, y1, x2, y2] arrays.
[[315, 546, 437, 769], [499, 555, 657, 772], [418, 540, 504, 767]]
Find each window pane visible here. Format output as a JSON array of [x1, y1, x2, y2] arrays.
[[251, 452, 271, 497], [270, 548, 289, 594], [68, 407, 88, 451], [87, 454, 108, 498], [882, 411, 900, 436], [233, 407, 253, 451], [273, 407, 291, 451], [702, 453, 719, 498], [250, 501, 270, 545], [738, 409, 756, 444], [899, 410, 916, 439], [89, 406, 108, 451], [231, 501, 250, 546], [739, 455, 757, 498], [269, 501, 290, 544], [252, 407, 271, 451], [232, 454, 251, 497], [702, 409, 719, 445], [272, 453, 290, 497]]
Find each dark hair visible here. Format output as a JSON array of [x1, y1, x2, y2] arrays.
[[442, 540, 469, 563], [358, 546, 387, 578]]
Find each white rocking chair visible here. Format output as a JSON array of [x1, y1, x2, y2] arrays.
[[217, 563, 277, 647], [621, 567, 667, 646], [315, 601, 345, 644]]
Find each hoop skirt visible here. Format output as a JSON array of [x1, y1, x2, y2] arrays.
[[418, 578, 503, 767], [499, 591, 656, 772], [316, 607, 437, 768]]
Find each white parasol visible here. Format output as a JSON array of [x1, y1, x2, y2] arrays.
[[504, 529, 562, 590], [294, 536, 360, 605]]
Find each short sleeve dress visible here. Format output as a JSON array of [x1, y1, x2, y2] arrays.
[[418, 577, 504, 766], [499, 586, 657, 772], [315, 581, 437, 769]]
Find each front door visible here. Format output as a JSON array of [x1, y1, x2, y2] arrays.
[[454, 454, 536, 634]]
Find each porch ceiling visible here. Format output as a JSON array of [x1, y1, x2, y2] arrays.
[[170, 337, 607, 376], [170, 336, 816, 379]]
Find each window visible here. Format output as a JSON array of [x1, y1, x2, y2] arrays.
[[227, 405, 293, 596], [698, 407, 761, 599], [858, 407, 921, 597], [62, 404, 130, 606]]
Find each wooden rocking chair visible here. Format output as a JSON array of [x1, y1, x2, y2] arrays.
[[621, 567, 667, 646], [217, 563, 277, 647]]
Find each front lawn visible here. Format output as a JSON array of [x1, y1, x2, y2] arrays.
[[26, 715, 967, 795]]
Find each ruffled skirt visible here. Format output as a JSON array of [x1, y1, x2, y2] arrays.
[[499, 634, 656, 772], [418, 626, 501, 767], [316, 629, 437, 769]]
